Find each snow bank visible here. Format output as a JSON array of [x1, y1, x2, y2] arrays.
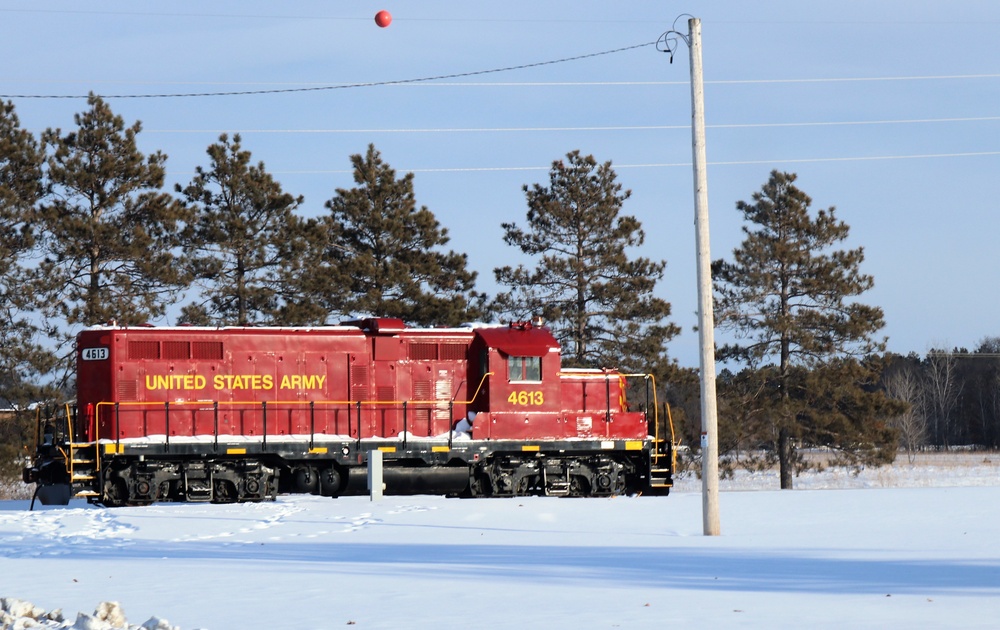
[[0, 598, 179, 630]]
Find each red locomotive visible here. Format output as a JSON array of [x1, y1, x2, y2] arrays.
[[25, 319, 673, 506]]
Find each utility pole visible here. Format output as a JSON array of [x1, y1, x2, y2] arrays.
[[662, 16, 720, 536], [688, 17, 721, 537]]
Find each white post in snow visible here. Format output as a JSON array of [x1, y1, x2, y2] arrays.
[[368, 449, 384, 501], [687, 17, 721, 536]]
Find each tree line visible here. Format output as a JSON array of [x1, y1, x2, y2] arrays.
[[0, 95, 995, 490], [883, 342, 1000, 457], [0, 96, 674, 483]]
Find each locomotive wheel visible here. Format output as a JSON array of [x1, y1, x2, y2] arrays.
[[213, 479, 238, 503], [569, 476, 591, 497], [102, 478, 129, 508]]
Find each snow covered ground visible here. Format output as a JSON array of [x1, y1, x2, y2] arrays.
[[2, 453, 999, 629]]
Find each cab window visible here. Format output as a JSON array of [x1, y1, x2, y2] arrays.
[[508, 355, 541, 382]]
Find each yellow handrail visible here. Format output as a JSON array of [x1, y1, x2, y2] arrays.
[[92, 371, 497, 441], [665, 401, 677, 472], [620, 372, 675, 474], [94, 371, 495, 416]]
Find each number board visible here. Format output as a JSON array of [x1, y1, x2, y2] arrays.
[[81, 347, 109, 361]]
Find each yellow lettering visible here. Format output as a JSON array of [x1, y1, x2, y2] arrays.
[[145, 374, 209, 390], [279, 374, 325, 390], [506, 390, 545, 406], [211, 373, 275, 390]]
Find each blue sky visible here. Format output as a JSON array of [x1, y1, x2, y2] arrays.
[[3, 1, 999, 367]]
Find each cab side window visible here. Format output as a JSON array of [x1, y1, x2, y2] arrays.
[[508, 355, 541, 382]]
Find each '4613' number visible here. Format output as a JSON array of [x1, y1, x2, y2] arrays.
[[507, 390, 544, 406]]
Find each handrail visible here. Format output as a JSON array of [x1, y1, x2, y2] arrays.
[[64, 403, 74, 445], [93, 371, 495, 416], [665, 401, 677, 472], [90, 371, 497, 443], [619, 372, 660, 427], [558, 369, 673, 469], [620, 372, 675, 474]]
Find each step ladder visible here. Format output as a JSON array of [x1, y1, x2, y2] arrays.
[[67, 443, 101, 499], [647, 400, 676, 490], [649, 437, 674, 489]]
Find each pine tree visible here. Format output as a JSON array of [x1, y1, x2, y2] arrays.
[[713, 170, 893, 488], [0, 100, 59, 484], [178, 133, 305, 325], [494, 150, 678, 374], [36, 94, 188, 362], [297, 144, 482, 326], [272, 220, 335, 326], [0, 98, 50, 391]]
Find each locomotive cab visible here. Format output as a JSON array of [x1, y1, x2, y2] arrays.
[[469, 322, 563, 439]]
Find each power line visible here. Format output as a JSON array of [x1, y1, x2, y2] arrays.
[[710, 73, 1000, 85], [265, 151, 1000, 175], [0, 42, 656, 100], [3, 80, 679, 88], [5, 73, 1000, 93], [4, 53, 1000, 99], [703, 151, 1000, 166], [133, 115, 1000, 135]]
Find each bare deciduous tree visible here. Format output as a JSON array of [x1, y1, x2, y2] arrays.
[[924, 351, 961, 446], [882, 365, 926, 463]]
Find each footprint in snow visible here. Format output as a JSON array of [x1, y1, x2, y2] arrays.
[[171, 502, 302, 542], [386, 505, 437, 515]]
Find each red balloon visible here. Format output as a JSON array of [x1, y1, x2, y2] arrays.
[[375, 10, 392, 28]]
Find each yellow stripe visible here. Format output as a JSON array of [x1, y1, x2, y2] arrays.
[[521, 445, 540, 452], [431, 446, 450, 452], [625, 440, 643, 451], [378, 446, 397, 453], [309, 447, 328, 454], [226, 448, 247, 455], [104, 443, 123, 454]]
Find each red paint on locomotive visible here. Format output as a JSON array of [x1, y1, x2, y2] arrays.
[[74, 319, 645, 444]]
